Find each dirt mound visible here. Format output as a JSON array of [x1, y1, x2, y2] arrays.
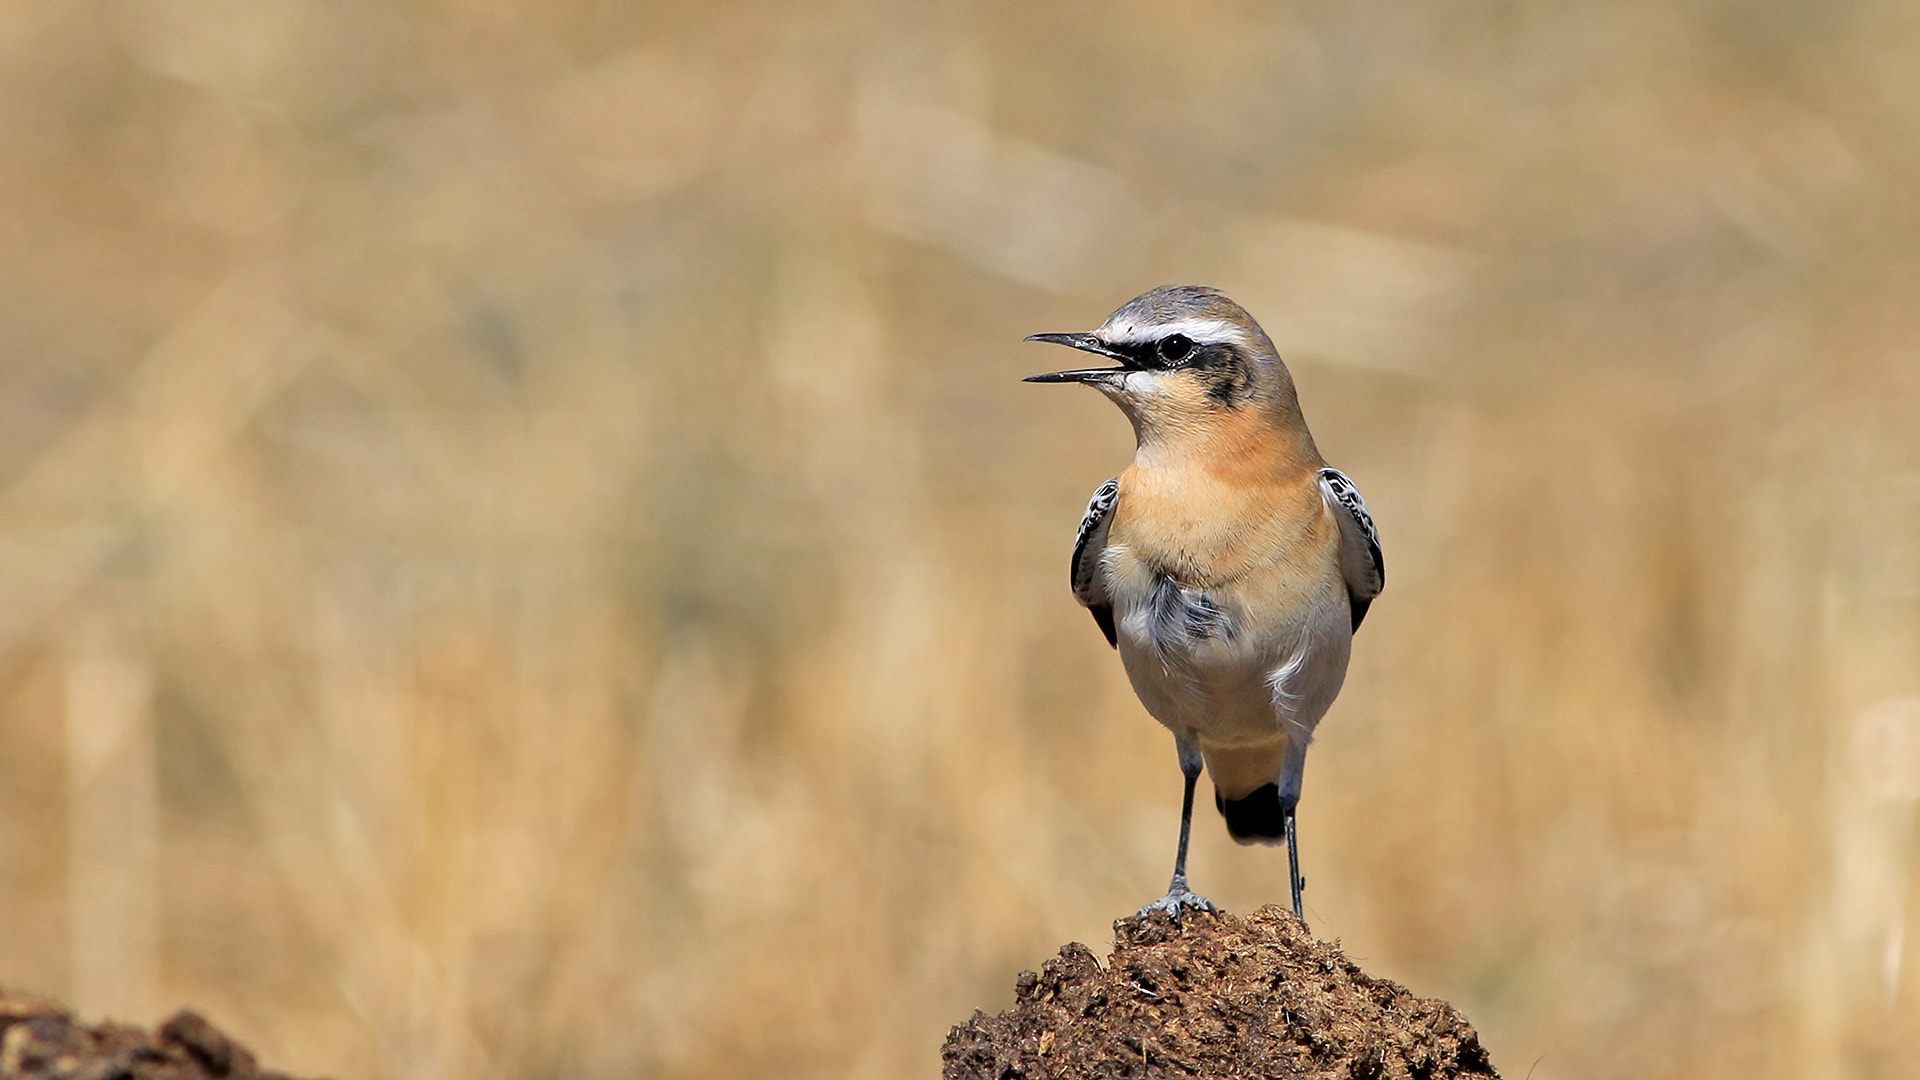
[[0, 991, 315, 1080], [943, 906, 1499, 1079]]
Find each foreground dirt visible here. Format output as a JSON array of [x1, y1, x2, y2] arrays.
[[944, 906, 1499, 1079], [0, 991, 314, 1080]]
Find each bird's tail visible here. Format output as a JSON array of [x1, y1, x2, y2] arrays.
[[1214, 783, 1287, 846]]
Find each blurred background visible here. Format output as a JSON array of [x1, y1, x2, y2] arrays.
[[1, 1, 1918, 1077]]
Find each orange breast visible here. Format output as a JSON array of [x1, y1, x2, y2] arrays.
[[1112, 415, 1332, 588]]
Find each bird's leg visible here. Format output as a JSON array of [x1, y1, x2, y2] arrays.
[[1278, 742, 1308, 927], [1137, 737, 1216, 921], [1284, 798, 1305, 925]]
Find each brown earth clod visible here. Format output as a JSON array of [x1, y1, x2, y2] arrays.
[[0, 991, 317, 1080], [943, 905, 1500, 1080]]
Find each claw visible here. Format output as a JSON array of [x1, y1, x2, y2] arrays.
[[1136, 881, 1216, 922]]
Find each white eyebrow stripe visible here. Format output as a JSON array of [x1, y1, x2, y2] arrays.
[[1101, 317, 1252, 347]]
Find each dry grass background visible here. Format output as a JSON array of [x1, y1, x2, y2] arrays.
[[1, 1, 1918, 1077]]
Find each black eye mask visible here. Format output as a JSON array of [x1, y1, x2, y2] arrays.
[[1105, 335, 1236, 374]]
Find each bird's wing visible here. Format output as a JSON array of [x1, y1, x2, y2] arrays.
[[1318, 467, 1384, 631], [1071, 477, 1120, 647]]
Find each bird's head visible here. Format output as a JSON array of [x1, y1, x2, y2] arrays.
[[1025, 285, 1306, 450]]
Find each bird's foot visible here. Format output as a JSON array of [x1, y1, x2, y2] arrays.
[[1136, 878, 1216, 922]]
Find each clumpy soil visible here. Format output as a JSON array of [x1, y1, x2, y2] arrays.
[[944, 906, 1499, 1080], [0, 991, 314, 1080]]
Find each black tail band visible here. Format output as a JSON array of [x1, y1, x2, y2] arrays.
[[1215, 782, 1286, 843]]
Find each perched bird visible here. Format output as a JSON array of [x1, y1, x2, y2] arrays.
[[1026, 285, 1383, 924]]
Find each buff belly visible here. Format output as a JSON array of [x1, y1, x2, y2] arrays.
[[1110, 560, 1353, 802]]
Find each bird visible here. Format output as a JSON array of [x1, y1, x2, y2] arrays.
[[1025, 285, 1383, 925]]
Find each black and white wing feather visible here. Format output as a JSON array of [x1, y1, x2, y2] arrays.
[[1071, 477, 1120, 647], [1318, 467, 1384, 631]]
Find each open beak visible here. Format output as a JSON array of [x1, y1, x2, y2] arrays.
[[1022, 332, 1129, 383]]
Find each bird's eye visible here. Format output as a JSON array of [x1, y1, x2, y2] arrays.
[[1158, 334, 1193, 363]]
